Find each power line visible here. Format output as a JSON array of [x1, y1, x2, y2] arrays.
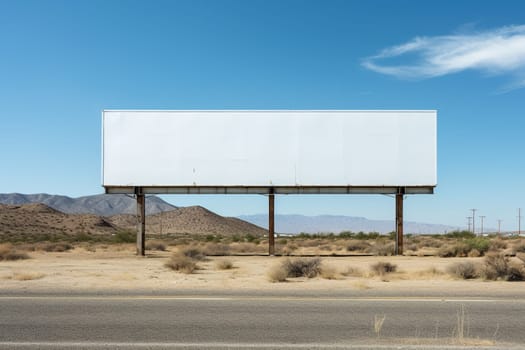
[[466, 216, 472, 232], [518, 208, 522, 236], [479, 215, 486, 235]]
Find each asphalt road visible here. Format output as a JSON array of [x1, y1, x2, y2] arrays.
[[1, 295, 524, 349]]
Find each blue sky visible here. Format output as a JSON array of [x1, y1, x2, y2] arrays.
[[1, 0, 525, 231]]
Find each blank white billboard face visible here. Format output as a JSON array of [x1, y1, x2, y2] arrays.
[[102, 110, 436, 188]]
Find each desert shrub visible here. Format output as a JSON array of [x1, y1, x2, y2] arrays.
[[489, 238, 507, 251], [417, 237, 443, 249], [468, 249, 481, 257], [180, 246, 207, 261], [513, 241, 525, 253], [39, 242, 73, 252], [229, 242, 265, 254], [165, 254, 198, 274], [203, 243, 230, 256], [438, 242, 470, 257], [267, 264, 288, 282], [370, 261, 397, 275], [215, 259, 234, 270], [282, 258, 322, 278], [84, 245, 97, 252], [0, 244, 30, 261], [145, 240, 167, 251], [405, 243, 419, 252], [445, 231, 476, 239], [320, 265, 340, 280], [368, 242, 395, 256], [340, 266, 363, 277], [447, 261, 479, 279], [465, 237, 490, 255], [113, 230, 135, 243], [280, 245, 297, 256], [505, 263, 525, 281], [346, 240, 371, 252], [481, 253, 508, 280], [481, 253, 525, 281]]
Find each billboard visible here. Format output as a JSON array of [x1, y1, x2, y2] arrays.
[[102, 110, 436, 194]]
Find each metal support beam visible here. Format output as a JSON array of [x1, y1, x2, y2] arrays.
[[268, 190, 275, 256], [136, 189, 146, 256], [395, 188, 404, 256]]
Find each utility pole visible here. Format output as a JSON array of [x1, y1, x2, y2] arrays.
[[518, 208, 522, 236], [159, 210, 163, 235], [479, 215, 486, 235], [470, 209, 477, 234], [466, 216, 472, 232], [498, 219, 502, 236]]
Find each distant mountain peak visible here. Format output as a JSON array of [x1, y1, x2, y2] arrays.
[[0, 193, 177, 216]]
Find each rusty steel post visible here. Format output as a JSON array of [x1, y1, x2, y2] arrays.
[[395, 188, 404, 255], [268, 189, 275, 256], [136, 190, 146, 256]]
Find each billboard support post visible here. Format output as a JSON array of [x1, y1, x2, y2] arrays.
[[136, 188, 146, 256], [268, 189, 275, 256], [395, 187, 404, 255]]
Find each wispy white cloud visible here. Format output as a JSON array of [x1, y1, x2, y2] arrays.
[[362, 25, 525, 90]]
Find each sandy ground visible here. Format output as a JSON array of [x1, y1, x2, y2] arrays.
[[1, 245, 525, 296]]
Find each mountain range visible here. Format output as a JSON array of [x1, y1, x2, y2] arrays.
[[0, 193, 176, 216], [238, 214, 461, 234], [0, 193, 461, 234]]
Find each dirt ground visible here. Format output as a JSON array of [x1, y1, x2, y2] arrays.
[[1, 244, 525, 296]]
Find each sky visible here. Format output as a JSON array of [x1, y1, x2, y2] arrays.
[[1, 0, 525, 231]]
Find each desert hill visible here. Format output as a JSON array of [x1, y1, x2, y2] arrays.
[[0, 203, 266, 239], [109, 206, 266, 237], [0, 203, 118, 238]]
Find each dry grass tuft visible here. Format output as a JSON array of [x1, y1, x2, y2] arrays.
[[267, 263, 288, 282], [370, 261, 397, 276], [367, 242, 395, 256], [229, 242, 265, 254], [319, 264, 341, 280], [340, 266, 364, 277], [374, 315, 386, 338], [352, 280, 371, 290], [11, 272, 45, 281], [413, 266, 445, 278], [215, 259, 234, 270], [145, 240, 167, 251], [0, 244, 30, 261], [346, 240, 370, 252], [512, 241, 525, 254], [165, 254, 198, 274], [489, 238, 507, 251], [447, 261, 479, 279], [203, 243, 230, 256], [179, 246, 207, 261], [39, 242, 73, 252]]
